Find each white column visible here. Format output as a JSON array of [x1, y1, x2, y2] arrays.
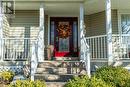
[[80, 3, 90, 77], [80, 3, 84, 61], [0, 1, 3, 61], [106, 0, 113, 65], [37, 4, 44, 62]]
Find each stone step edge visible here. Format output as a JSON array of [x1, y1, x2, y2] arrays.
[[46, 82, 66, 85], [34, 73, 81, 76], [37, 66, 86, 68], [38, 61, 82, 63], [46, 82, 66, 84]]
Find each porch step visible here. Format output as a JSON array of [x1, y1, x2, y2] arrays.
[[34, 61, 86, 82], [34, 73, 75, 82], [36, 67, 86, 74], [38, 61, 85, 68], [46, 82, 65, 87]]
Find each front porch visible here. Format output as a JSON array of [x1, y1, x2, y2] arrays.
[[0, 0, 130, 82]]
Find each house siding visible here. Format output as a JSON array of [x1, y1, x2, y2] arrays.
[[112, 10, 118, 34], [9, 10, 39, 38], [85, 10, 118, 37], [9, 10, 49, 59], [10, 10, 39, 27]]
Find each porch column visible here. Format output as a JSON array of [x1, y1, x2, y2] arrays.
[[37, 4, 44, 62], [80, 3, 90, 77], [0, 1, 3, 61], [106, 0, 113, 65]]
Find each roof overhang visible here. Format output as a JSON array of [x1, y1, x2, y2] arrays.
[[2, 0, 130, 15]]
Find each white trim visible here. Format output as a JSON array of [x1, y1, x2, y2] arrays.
[[48, 14, 79, 17]]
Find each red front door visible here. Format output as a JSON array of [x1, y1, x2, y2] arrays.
[[50, 17, 78, 57]]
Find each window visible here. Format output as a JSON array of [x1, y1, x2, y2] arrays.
[[121, 14, 130, 34]]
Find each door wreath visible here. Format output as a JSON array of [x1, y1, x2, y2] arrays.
[[57, 23, 71, 39]]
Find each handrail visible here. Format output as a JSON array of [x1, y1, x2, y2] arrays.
[[86, 35, 107, 39], [86, 34, 130, 39], [81, 31, 91, 77], [31, 41, 38, 81]]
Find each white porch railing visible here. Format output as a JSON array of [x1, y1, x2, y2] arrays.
[[113, 34, 130, 59], [2, 38, 36, 61], [86, 34, 130, 60], [86, 35, 107, 59], [81, 35, 91, 77], [31, 40, 38, 81]]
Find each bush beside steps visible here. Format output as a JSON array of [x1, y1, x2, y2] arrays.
[[0, 70, 46, 87], [65, 66, 130, 87], [8, 80, 46, 87]]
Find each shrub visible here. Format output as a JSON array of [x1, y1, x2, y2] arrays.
[[65, 75, 112, 87], [65, 75, 90, 87], [8, 80, 46, 87], [0, 71, 15, 84], [89, 76, 112, 87], [94, 66, 130, 87]]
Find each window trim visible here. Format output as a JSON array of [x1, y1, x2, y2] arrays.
[[118, 10, 130, 35]]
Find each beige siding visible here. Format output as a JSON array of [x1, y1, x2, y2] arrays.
[[85, 10, 118, 37], [10, 10, 39, 38], [112, 10, 118, 34], [10, 10, 39, 27], [9, 10, 49, 59], [10, 10, 48, 41]]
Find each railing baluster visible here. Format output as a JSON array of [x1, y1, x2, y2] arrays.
[[126, 44, 129, 59], [101, 37, 103, 58], [2, 38, 36, 61], [97, 37, 101, 58], [95, 38, 97, 59], [104, 36, 106, 58], [92, 38, 94, 59], [89, 38, 92, 58]]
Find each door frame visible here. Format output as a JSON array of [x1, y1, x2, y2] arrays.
[[48, 15, 80, 49], [48, 15, 80, 57]]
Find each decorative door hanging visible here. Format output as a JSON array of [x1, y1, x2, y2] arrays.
[[57, 22, 71, 39]]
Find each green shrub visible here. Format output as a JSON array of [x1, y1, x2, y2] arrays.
[[94, 66, 130, 87], [65, 75, 112, 87], [8, 80, 46, 87], [0, 71, 15, 84], [65, 75, 90, 87], [89, 76, 112, 87]]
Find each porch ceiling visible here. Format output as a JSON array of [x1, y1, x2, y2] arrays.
[[9, 0, 130, 15]]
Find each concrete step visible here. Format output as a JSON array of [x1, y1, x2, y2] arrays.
[[34, 74, 76, 82], [38, 61, 60, 68], [38, 61, 85, 68], [46, 82, 66, 87], [36, 67, 86, 74]]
